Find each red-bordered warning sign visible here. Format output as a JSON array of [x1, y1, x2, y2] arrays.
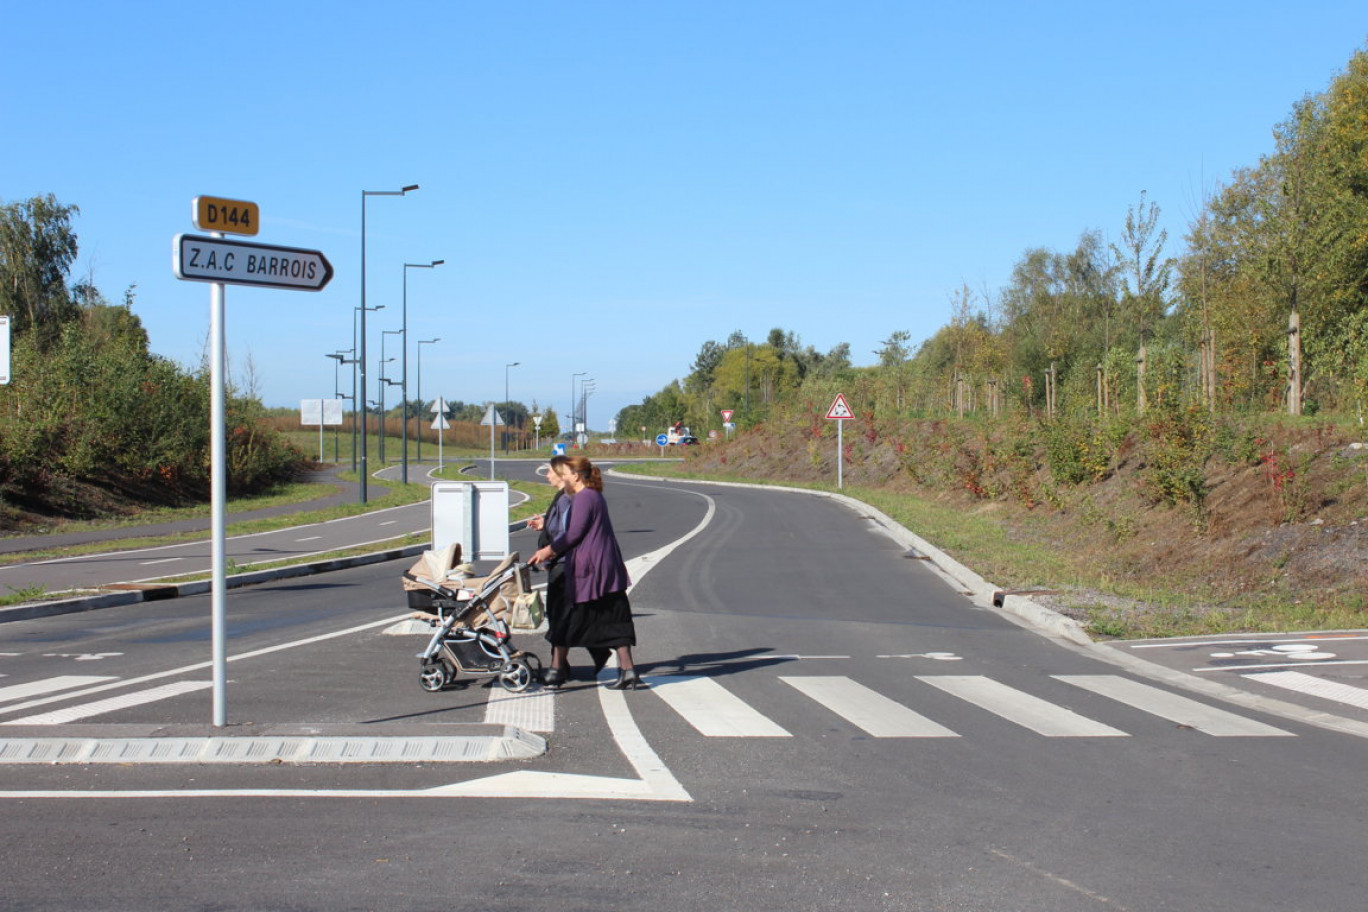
[[825, 393, 853, 419], [720, 409, 734, 423]]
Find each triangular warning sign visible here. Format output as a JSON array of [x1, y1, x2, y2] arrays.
[[825, 393, 853, 420]]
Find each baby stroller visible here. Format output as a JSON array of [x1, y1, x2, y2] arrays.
[[403, 547, 543, 693]]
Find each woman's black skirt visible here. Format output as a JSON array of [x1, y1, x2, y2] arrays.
[[556, 589, 636, 649]]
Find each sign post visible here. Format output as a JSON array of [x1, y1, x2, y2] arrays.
[[826, 393, 854, 488], [174, 198, 333, 728], [481, 404, 505, 480], [301, 398, 344, 462]]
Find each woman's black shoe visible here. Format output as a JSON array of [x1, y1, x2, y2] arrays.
[[605, 670, 644, 690], [542, 667, 569, 689]]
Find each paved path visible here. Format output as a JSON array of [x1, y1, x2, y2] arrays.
[[0, 465, 360, 557]]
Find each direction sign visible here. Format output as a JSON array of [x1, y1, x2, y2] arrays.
[[826, 393, 854, 419], [656, 433, 670, 446], [192, 196, 259, 236], [173, 234, 333, 291]]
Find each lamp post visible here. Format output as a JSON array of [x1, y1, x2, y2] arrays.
[[326, 350, 354, 463], [580, 380, 596, 444], [360, 184, 418, 504], [353, 303, 384, 476], [401, 260, 443, 485], [380, 329, 402, 464], [571, 371, 586, 446], [504, 361, 520, 453], [417, 337, 440, 464], [377, 355, 395, 464]]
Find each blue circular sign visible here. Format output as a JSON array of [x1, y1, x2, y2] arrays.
[[655, 433, 670, 446]]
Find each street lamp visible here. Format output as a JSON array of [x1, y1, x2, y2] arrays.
[[401, 259, 444, 485], [417, 337, 440, 464], [353, 303, 384, 475], [377, 355, 395, 464], [360, 183, 418, 504], [571, 371, 586, 445], [580, 380, 596, 443], [504, 361, 520, 453], [326, 350, 355, 464], [380, 329, 402, 465]]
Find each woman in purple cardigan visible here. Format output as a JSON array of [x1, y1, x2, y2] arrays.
[[530, 454, 642, 690]]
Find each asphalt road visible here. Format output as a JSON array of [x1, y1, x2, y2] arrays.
[[2, 469, 1367, 910]]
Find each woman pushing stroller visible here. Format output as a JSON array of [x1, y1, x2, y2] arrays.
[[530, 454, 643, 690]]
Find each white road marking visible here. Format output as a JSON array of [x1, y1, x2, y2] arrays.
[[1195, 659, 1368, 672], [484, 684, 556, 732], [782, 676, 959, 738], [295, 536, 322, 542], [1244, 670, 1368, 710], [3, 681, 212, 725], [0, 676, 118, 704], [1055, 675, 1293, 737], [918, 675, 1128, 737], [139, 558, 182, 566], [0, 615, 409, 717], [648, 675, 790, 737]]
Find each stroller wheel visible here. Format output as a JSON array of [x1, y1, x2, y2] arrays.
[[419, 663, 449, 692], [498, 658, 534, 693]]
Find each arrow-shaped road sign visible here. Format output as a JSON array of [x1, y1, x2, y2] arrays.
[[174, 234, 333, 291]]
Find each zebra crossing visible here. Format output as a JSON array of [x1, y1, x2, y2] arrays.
[[636, 672, 1298, 739], [3, 666, 1365, 742]]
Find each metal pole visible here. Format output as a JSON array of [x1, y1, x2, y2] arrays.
[[210, 266, 227, 727], [504, 361, 519, 453], [572, 371, 586, 448], [401, 260, 442, 485], [360, 185, 418, 502], [359, 193, 368, 504]]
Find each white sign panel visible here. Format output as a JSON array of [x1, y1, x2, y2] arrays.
[[0, 315, 9, 385], [300, 398, 344, 427], [300, 399, 323, 426], [431, 481, 510, 561], [321, 398, 344, 426], [173, 234, 333, 291]]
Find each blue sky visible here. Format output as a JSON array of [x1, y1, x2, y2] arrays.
[[4, 1, 1365, 430]]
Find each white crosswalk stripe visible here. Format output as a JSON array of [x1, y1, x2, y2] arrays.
[[647, 675, 790, 737], [781, 676, 958, 738], [1243, 670, 1368, 710], [1056, 674, 1294, 737], [0, 676, 118, 705], [1, 681, 212, 726], [916, 675, 1129, 737]]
